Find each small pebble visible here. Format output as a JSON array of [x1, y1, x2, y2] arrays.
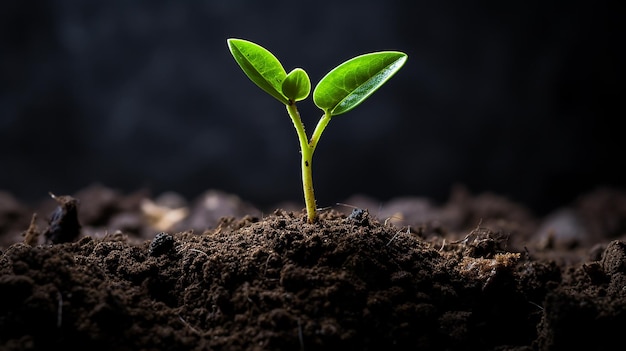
[[149, 232, 174, 256]]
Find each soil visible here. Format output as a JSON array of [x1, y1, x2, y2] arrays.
[[1, 183, 625, 350]]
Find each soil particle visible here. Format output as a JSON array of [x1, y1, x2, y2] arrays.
[[42, 193, 81, 244]]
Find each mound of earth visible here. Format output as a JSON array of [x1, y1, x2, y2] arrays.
[[1, 183, 625, 350]]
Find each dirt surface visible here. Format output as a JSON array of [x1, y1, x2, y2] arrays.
[[1, 183, 625, 350]]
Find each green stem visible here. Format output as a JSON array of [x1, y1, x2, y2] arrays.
[[286, 103, 332, 223], [310, 111, 332, 150]]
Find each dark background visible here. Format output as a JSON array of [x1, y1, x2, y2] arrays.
[[1, 0, 623, 216]]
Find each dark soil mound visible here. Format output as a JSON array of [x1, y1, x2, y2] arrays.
[[1, 184, 625, 350]]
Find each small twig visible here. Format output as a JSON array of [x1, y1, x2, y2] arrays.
[[22, 213, 40, 246], [384, 214, 404, 226], [188, 248, 208, 258], [178, 315, 201, 335], [386, 230, 401, 246], [263, 252, 273, 277], [528, 301, 544, 311], [335, 202, 357, 209], [450, 219, 484, 245], [56, 290, 63, 328], [176, 243, 209, 259], [297, 318, 305, 351], [386, 226, 410, 246]]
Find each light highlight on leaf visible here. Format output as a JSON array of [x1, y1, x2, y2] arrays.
[[227, 38, 289, 105], [313, 52, 407, 116]]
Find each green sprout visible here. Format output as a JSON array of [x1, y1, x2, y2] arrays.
[[227, 38, 407, 223]]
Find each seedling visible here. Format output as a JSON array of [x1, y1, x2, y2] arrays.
[[227, 38, 407, 223]]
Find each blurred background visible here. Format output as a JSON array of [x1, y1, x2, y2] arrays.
[[1, 0, 623, 216]]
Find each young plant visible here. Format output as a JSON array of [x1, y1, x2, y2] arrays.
[[227, 38, 407, 223]]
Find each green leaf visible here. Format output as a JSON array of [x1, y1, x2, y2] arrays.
[[313, 51, 408, 116], [227, 38, 289, 105], [282, 68, 311, 102]]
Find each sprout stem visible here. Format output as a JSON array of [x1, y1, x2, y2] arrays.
[[286, 104, 332, 223]]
